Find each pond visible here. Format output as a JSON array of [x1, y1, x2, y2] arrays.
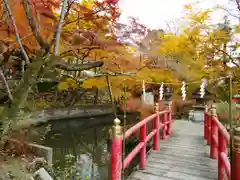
[[30, 113, 143, 180]]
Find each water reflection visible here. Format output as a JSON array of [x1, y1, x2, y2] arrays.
[[32, 115, 140, 180], [44, 123, 111, 179]]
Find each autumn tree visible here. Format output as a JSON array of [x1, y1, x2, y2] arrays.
[[0, 0, 121, 142], [160, 3, 240, 101]]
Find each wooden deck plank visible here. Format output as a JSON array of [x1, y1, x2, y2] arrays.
[[128, 120, 217, 180]]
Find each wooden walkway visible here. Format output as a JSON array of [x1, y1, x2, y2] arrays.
[[128, 120, 217, 180]]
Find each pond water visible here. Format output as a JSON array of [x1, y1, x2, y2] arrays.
[[31, 114, 142, 180]]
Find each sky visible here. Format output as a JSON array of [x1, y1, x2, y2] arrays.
[[118, 0, 237, 30]]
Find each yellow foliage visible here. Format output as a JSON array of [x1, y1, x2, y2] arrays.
[[65, 78, 77, 88], [156, 5, 232, 82], [189, 10, 212, 24], [57, 78, 77, 91], [57, 82, 70, 91], [82, 77, 107, 88], [135, 68, 178, 83], [184, 4, 192, 10], [82, 67, 180, 98], [81, 0, 97, 9], [82, 75, 134, 98], [235, 24, 240, 33]]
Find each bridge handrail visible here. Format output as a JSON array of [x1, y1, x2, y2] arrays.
[[212, 116, 230, 142], [110, 103, 172, 180], [125, 111, 167, 138], [204, 104, 240, 180]]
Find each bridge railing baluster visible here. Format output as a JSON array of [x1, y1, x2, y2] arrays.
[[204, 105, 208, 140], [153, 103, 160, 150], [207, 108, 212, 145], [166, 103, 172, 136], [161, 111, 167, 140], [232, 127, 240, 180], [210, 106, 218, 159], [218, 127, 227, 180], [140, 123, 147, 169], [110, 118, 123, 180]]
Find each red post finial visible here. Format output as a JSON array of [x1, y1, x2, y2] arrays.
[[110, 118, 123, 180]]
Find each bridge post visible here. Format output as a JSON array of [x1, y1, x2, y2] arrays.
[[110, 118, 123, 180], [210, 104, 217, 159], [232, 127, 240, 180], [161, 111, 167, 140], [204, 105, 208, 140], [207, 106, 212, 145], [218, 125, 227, 180], [166, 102, 172, 136], [153, 103, 160, 150], [140, 119, 147, 168]]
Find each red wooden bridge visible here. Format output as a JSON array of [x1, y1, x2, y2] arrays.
[[110, 103, 240, 180]]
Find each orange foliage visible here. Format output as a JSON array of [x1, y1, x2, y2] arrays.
[[121, 94, 196, 121], [54, 0, 122, 58], [0, 0, 59, 51], [0, 0, 120, 55], [121, 97, 166, 120]]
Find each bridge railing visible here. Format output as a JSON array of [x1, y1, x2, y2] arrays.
[[110, 103, 172, 180], [204, 104, 240, 180]]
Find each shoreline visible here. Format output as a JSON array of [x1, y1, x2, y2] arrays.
[[16, 104, 114, 129]]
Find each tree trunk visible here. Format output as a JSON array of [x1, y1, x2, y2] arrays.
[[94, 87, 99, 104], [0, 51, 46, 144]]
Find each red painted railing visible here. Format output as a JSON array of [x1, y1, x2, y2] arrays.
[[110, 105, 172, 180], [204, 106, 240, 180]]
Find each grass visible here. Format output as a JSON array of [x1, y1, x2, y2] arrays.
[[0, 153, 33, 180]]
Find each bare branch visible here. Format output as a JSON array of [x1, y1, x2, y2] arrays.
[[220, 7, 240, 19], [204, 30, 239, 67], [214, 46, 239, 66], [82, 71, 136, 80], [55, 60, 104, 71], [0, 68, 13, 101], [64, 7, 112, 26], [49, 0, 73, 50], [22, 0, 48, 49], [54, 0, 68, 55], [2, 0, 30, 64], [234, 0, 240, 12]]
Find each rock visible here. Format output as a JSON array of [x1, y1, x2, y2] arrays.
[[33, 168, 53, 180]]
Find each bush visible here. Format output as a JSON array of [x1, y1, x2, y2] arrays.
[[52, 154, 89, 180], [216, 101, 240, 125], [170, 97, 196, 118]]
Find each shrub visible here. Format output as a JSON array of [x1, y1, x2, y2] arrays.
[[215, 101, 240, 125]]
